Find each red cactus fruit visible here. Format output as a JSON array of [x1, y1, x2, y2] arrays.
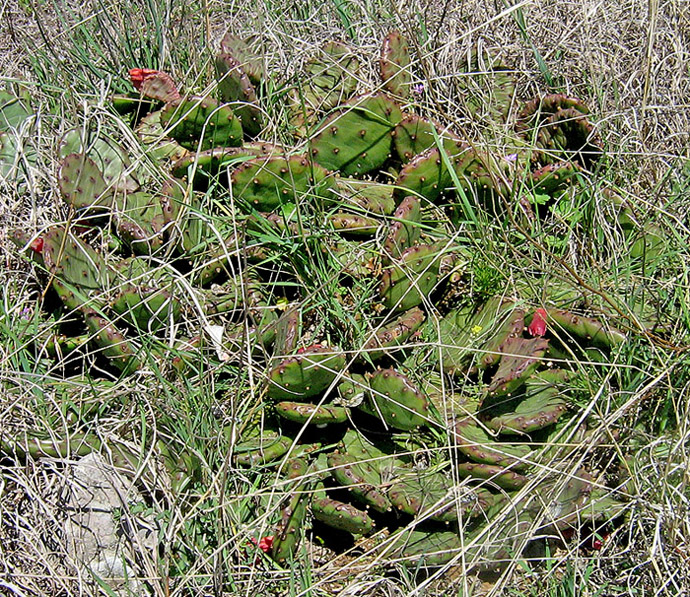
[[257, 536, 273, 553], [528, 308, 548, 337], [29, 237, 44, 254]]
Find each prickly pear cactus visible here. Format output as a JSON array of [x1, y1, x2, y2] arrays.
[[6, 26, 639, 584]]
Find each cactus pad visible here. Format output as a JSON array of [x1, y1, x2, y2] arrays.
[[545, 308, 626, 349], [327, 452, 391, 513], [233, 433, 294, 467], [331, 177, 397, 214], [393, 115, 459, 163], [275, 401, 348, 425], [452, 418, 532, 470], [383, 528, 463, 566], [388, 468, 463, 522], [361, 306, 425, 361], [379, 244, 443, 312], [486, 336, 549, 396], [160, 96, 243, 150], [231, 153, 334, 211], [312, 491, 374, 534], [293, 41, 359, 120], [486, 376, 568, 434], [367, 367, 430, 430], [383, 195, 422, 261], [310, 93, 402, 175], [456, 462, 529, 490], [58, 153, 111, 211], [219, 33, 264, 85], [267, 345, 346, 400], [129, 68, 181, 103], [215, 53, 262, 136], [380, 30, 412, 97], [328, 212, 381, 237]]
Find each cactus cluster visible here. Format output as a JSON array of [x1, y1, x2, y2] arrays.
[[3, 28, 649, 574]]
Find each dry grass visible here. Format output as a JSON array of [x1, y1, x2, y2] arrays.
[[0, 1, 688, 596]]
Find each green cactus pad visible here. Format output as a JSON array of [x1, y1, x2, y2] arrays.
[[382, 528, 463, 566], [275, 401, 348, 425], [0, 430, 100, 460], [577, 486, 628, 523], [158, 177, 188, 227], [388, 468, 461, 522], [111, 283, 179, 332], [114, 191, 167, 254], [215, 53, 263, 136], [544, 308, 627, 349], [361, 306, 425, 361], [312, 492, 374, 535], [383, 195, 422, 260], [135, 110, 189, 162], [452, 418, 532, 470], [219, 33, 264, 85], [328, 212, 381, 237], [284, 457, 311, 480], [233, 434, 294, 467], [110, 93, 156, 116], [393, 115, 459, 163], [58, 153, 111, 211], [321, 237, 376, 278], [529, 161, 581, 195], [517, 96, 601, 167], [58, 130, 138, 193], [380, 30, 412, 97], [367, 367, 430, 430], [517, 94, 590, 123], [390, 473, 501, 522], [436, 298, 530, 375], [267, 345, 346, 400], [82, 307, 140, 372], [477, 306, 525, 369], [37, 226, 110, 291], [272, 481, 309, 563], [171, 144, 273, 183], [486, 336, 549, 397], [486, 376, 568, 434], [331, 177, 396, 214], [0, 132, 18, 180], [160, 96, 243, 150], [327, 452, 391, 513], [231, 153, 334, 211], [394, 139, 470, 203], [337, 373, 368, 406], [310, 94, 402, 175], [0, 90, 33, 132], [518, 469, 594, 531], [44, 332, 90, 359], [379, 244, 443, 312], [457, 150, 512, 205], [455, 461, 529, 490], [300, 41, 360, 113], [538, 109, 601, 166]]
